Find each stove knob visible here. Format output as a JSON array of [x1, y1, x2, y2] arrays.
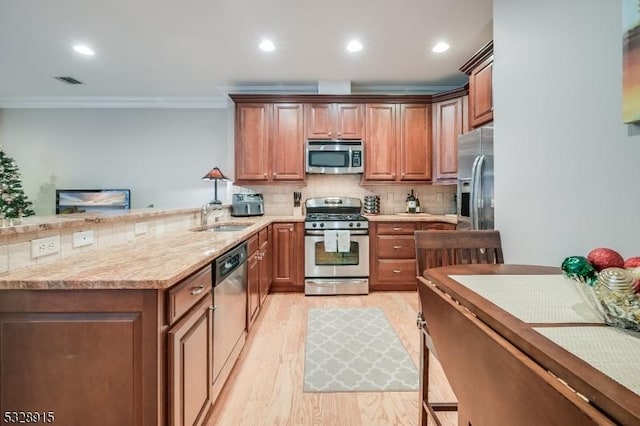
[[312, 223, 317, 228], [349, 222, 354, 227], [356, 222, 361, 227], [320, 223, 325, 228]]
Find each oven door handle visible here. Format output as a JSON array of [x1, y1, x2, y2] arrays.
[[305, 229, 369, 236]]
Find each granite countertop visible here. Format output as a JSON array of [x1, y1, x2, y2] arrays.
[[0, 215, 303, 291]]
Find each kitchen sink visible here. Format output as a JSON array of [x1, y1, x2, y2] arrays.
[[190, 222, 254, 233]]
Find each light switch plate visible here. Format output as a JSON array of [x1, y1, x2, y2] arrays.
[[73, 230, 94, 248]]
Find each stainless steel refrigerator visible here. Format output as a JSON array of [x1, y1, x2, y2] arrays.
[[457, 127, 494, 230]]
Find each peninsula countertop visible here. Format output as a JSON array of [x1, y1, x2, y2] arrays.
[[0, 215, 302, 291]]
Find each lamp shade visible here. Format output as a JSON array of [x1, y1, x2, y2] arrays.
[[202, 167, 228, 181]]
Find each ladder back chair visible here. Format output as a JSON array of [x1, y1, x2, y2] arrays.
[[414, 230, 503, 426]]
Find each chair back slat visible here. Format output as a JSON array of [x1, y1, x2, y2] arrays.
[[415, 230, 504, 276]]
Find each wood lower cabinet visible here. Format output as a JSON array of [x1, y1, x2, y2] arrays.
[[305, 103, 363, 139], [168, 295, 214, 426], [460, 41, 494, 129], [247, 234, 261, 330], [247, 226, 272, 331], [235, 102, 304, 183], [259, 226, 272, 305], [364, 103, 432, 182], [0, 290, 159, 426], [271, 222, 304, 292], [370, 221, 456, 291]]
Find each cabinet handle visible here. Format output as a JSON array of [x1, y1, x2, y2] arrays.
[[209, 305, 217, 311], [393, 245, 403, 249], [393, 227, 402, 231], [393, 269, 402, 274], [328, 132, 332, 137], [190, 285, 205, 296], [263, 173, 267, 177], [337, 132, 341, 136]]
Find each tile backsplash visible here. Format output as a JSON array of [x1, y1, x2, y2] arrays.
[[241, 175, 457, 216]]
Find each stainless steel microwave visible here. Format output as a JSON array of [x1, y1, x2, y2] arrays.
[[305, 140, 364, 174]]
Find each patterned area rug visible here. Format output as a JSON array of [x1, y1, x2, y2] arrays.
[[303, 307, 419, 392]]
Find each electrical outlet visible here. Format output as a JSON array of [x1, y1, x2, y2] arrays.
[[73, 230, 94, 248], [134, 222, 148, 236], [436, 192, 444, 202], [30, 236, 61, 259]]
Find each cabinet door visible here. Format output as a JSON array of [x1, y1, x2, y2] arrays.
[[305, 103, 333, 139], [434, 97, 463, 180], [365, 104, 397, 181], [399, 104, 432, 181], [469, 56, 493, 128], [247, 251, 260, 329], [271, 222, 303, 290], [335, 103, 363, 139], [272, 103, 305, 181], [258, 226, 272, 306], [168, 295, 214, 426], [235, 103, 270, 181]]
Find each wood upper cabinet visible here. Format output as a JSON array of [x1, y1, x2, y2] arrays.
[[272, 103, 305, 180], [365, 103, 397, 180], [235, 103, 304, 183], [433, 97, 464, 181], [305, 103, 363, 139], [364, 103, 432, 182], [271, 222, 304, 291], [235, 103, 270, 181], [460, 41, 493, 129], [399, 104, 432, 181]]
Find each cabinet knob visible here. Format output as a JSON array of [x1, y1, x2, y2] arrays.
[[263, 173, 267, 177], [393, 269, 401, 274], [393, 245, 403, 249], [393, 227, 401, 231], [209, 305, 217, 311], [273, 172, 276, 177], [337, 132, 341, 136]]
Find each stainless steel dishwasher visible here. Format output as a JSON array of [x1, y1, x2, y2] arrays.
[[212, 242, 247, 389]]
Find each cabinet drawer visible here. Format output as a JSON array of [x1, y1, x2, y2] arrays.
[[259, 227, 268, 245], [247, 233, 259, 255], [377, 235, 415, 259], [423, 222, 456, 230], [167, 266, 212, 325], [376, 259, 417, 282], [377, 222, 417, 235]]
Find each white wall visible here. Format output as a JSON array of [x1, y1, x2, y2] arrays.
[[494, 0, 640, 265], [0, 108, 232, 214]]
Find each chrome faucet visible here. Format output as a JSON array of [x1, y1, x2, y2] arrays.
[[201, 202, 221, 227]]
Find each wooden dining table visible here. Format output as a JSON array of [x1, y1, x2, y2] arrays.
[[418, 264, 640, 426]]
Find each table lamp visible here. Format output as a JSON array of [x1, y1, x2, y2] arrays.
[[202, 166, 229, 205]]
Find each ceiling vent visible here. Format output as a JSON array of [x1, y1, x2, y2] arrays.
[[54, 76, 83, 85]]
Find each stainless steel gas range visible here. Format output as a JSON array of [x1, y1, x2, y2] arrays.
[[304, 197, 369, 295]]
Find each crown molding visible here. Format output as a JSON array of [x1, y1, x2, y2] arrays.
[[0, 96, 230, 109]]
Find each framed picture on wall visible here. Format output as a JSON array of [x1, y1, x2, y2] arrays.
[[623, 0, 640, 123]]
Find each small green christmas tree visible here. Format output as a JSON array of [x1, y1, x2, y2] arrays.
[[0, 147, 35, 219]]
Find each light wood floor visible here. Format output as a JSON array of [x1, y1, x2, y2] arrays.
[[207, 292, 456, 426]]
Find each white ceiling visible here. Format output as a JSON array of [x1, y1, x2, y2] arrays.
[[0, 0, 493, 107]]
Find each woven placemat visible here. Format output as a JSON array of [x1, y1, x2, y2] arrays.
[[534, 326, 640, 395], [448, 274, 603, 324]]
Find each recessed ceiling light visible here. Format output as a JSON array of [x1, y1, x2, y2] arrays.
[[346, 40, 363, 53], [259, 39, 275, 52], [432, 42, 450, 53], [73, 45, 95, 56]]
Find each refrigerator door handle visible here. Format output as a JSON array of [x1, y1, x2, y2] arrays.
[[471, 155, 485, 230]]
